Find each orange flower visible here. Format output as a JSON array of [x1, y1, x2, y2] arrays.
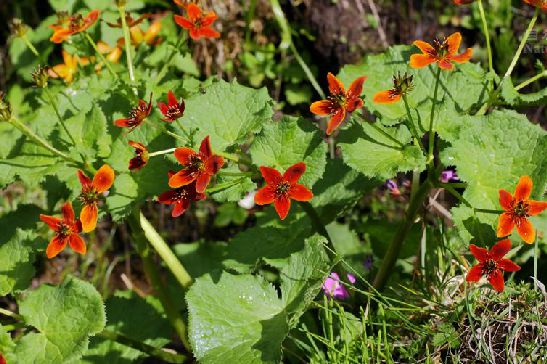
[[466, 240, 520, 293], [50, 10, 100, 44], [94, 41, 122, 73], [452, 0, 475, 4], [310, 73, 366, 135], [130, 19, 162, 45], [497, 176, 547, 244], [77, 165, 115, 233], [409, 32, 472, 71], [254, 162, 313, 220], [373, 72, 414, 104], [39, 202, 86, 259], [522, 0, 546, 11], [174, 3, 220, 40], [115, 95, 153, 132], [48, 51, 81, 84], [128, 141, 149, 171]]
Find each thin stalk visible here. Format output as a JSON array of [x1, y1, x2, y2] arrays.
[[149, 148, 177, 157], [84, 32, 118, 78], [515, 69, 547, 91], [402, 95, 425, 153], [44, 89, 77, 147], [289, 43, 325, 99], [534, 238, 538, 291], [0, 308, 22, 320], [427, 67, 442, 167], [410, 169, 420, 200], [216, 151, 241, 163], [474, 208, 504, 214], [478, 8, 539, 114], [355, 113, 405, 148], [156, 32, 186, 85], [98, 330, 187, 363], [218, 171, 254, 177], [137, 211, 193, 289], [118, 5, 136, 84], [244, 0, 258, 45], [373, 178, 432, 290], [7, 117, 80, 165], [128, 211, 191, 351], [477, 0, 493, 73], [21, 34, 39, 57], [298, 201, 336, 259]]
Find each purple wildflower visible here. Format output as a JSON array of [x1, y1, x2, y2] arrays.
[[322, 272, 356, 300], [440, 169, 459, 184]]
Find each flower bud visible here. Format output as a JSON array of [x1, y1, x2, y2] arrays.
[[393, 72, 414, 96], [32, 65, 50, 88], [9, 18, 29, 38], [0, 92, 12, 121]]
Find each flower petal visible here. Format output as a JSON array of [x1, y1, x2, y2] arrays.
[[158, 190, 176, 204], [201, 12, 218, 27], [469, 244, 488, 262], [347, 76, 367, 99], [498, 189, 513, 211], [450, 48, 473, 64], [144, 20, 162, 43], [172, 200, 190, 218], [489, 239, 511, 261], [488, 269, 505, 292], [274, 196, 291, 220], [167, 90, 178, 107], [409, 54, 435, 69], [289, 184, 313, 201], [438, 59, 454, 71], [514, 175, 533, 201], [40, 214, 61, 231], [114, 118, 132, 127], [50, 29, 73, 43], [259, 166, 282, 185], [169, 169, 196, 188], [93, 164, 115, 193], [69, 234, 86, 255], [528, 200, 547, 216], [157, 101, 169, 114], [496, 212, 514, 238], [186, 3, 202, 21], [174, 147, 196, 165], [466, 264, 483, 282], [205, 155, 224, 175], [446, 32, 462, 55], [80, 204, 98, 233], [326, 108, 346, 135], [373, 90, 400, 104], [196, 27, 220, 39], [516, 218, 535, 244], [61, 202, 75, 222], [327, 72, 345, 95], [199, 136, 212, 157], [310, 100, 335, 116], [497, 258, 520, 272], [283, 162, 306, 184], [254, 186, 275, 205], [174, 15, 193, 30], [46, 236, 67, 259], [413, 40, 435, 54], [195, 173, 211, 194]]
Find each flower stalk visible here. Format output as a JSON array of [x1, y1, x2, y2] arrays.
[[427, 67, 442, 167], [84, 32, 118, 78], [118, 5, 136, 83], [477, 0, 493, 73]]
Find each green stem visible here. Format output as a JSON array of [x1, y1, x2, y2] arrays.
[[84, 32, 118, 78], [402, 95, 425, 153], [478, 8, 539, 114], [21, 34, 39, 57], [355, 113, 405, 149], [149, 148, 177, 157], [118, 5, 136, 84], [515, 69, 547, 91], [0, 308, 22, 321], [216, 151, 240, 162], [128, 211, 191, 351], [298, 201, 336, 259], [534, 238, 538, 291], [98, 330, 187, 363], [137, 211, 193, 289], [477, 0, 493, 73], [474, 208, 504, 214], [244, 0, 258, 46], [156, 32, 186, 85], [7, 117, 80, 166], [164, 129, 187, 143], [427, 67, 442, 167], [373, 178, 432, 290], [44, 89, 77, 147]]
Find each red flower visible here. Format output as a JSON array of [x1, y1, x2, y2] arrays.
[[522, 0, 546, 11], [0, 353, 5, 364], [373, 72, 414, 104], [77, 164, 115, 233], [159, 174, 206, 217], [254, 162, 313, 220], [410, 32, 472, 71], [169, 136, 224, 193], [39, 202, 86, 259], [466, 240, 520, 292], [158, 90, 185, 122], [115, 95, 153, 132], [128, 141, 149, 171], [174, 3, 220, 40], [310, 73, 367, 135], [497, 175, 547, 244], [50, 10, 100, 44], [452, 0, 475, 4]]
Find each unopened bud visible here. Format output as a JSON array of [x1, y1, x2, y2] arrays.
[[0, 92, 12, 121], [9, 18, 29, 38], [32, 65, 50, 88]]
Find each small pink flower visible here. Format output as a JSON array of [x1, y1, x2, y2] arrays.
[[441, 169, 459, 184], [385, 179, 401, 197], [322, 272, 355, 300]]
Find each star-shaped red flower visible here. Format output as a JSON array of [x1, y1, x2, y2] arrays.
[[39, 202, 86, 259], [410, 32, 472, 71], [77, 164, 115, 232], [128, 141, 149, 171], [174, 3, 220, 40], [159, 174, 206, 217], [158, 90, 185, 122], [50, 10, 100, 44], [115, 95, 153, 132]]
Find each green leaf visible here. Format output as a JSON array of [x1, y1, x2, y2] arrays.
[[0, 324, 15, 354], [49, 0, 78, 11], [0, 229, 39, 296], [82, 290, 171, 363], [106, 173, 139, 222], [441, 110, 547, 241], [173, 241, 227, 279], [501, 77, 547, 106], [249, 116, 327, 186], [209, 165, 256, 203], [214, 203, 248, 227], [338, 123, 425, 179], [172, 79, 273, 151], [15, 276, 106, 363]]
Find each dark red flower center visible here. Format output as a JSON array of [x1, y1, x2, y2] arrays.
[[79, 187, 99, 206], [275, 181, 291, 197], [393, 72, 414, 95], [482, 259, 498, 277], [172, 188, 191, 203], [57, 222, 72, 238], [328, 94, 346, 108], [165, 104, 183, 120], [69, 15, 85, 31], [187, 155, 205, 173], [432, 38, 450, 58], [512, 200, 529, 218]]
